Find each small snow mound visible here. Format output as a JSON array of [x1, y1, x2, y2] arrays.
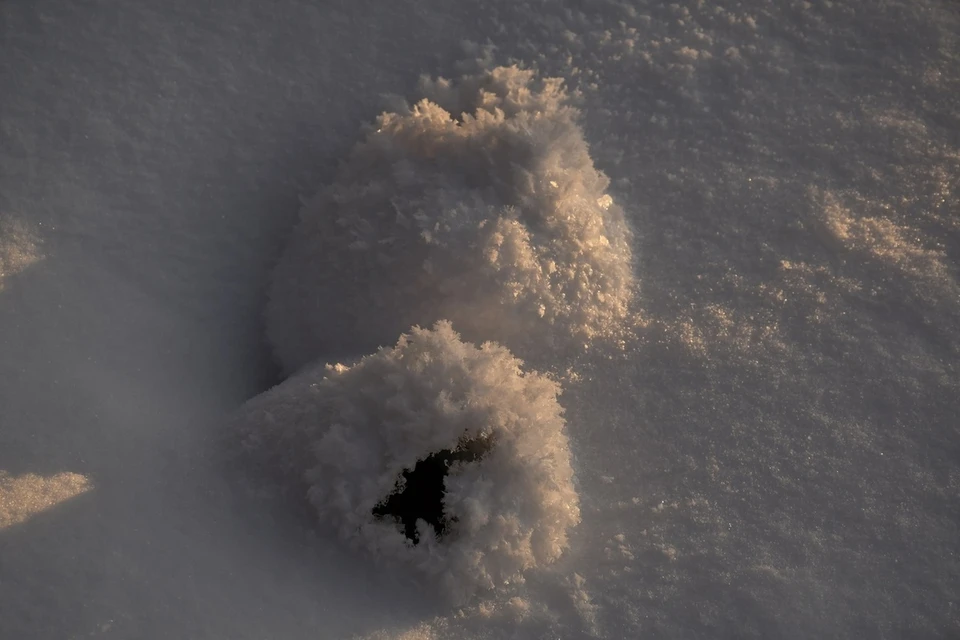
[[232, 322, 580, 603], [266, 65, 634, 374]]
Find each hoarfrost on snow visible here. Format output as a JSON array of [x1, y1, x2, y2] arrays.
[[231, 321, 580, 604], [266, 65, 634, 374]]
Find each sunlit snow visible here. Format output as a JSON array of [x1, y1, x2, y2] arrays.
[[1, 1, 958, 639]]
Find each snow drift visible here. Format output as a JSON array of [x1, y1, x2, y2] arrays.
[[266, 65, 634, 375], [232, 322, 580, 603]]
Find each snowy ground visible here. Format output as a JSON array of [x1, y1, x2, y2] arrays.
[[2, 1, 958, 638]]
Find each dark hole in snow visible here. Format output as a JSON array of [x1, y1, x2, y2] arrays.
[[372, 433, 494, 544]]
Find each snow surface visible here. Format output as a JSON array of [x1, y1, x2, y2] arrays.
[[2, 0, 959, 639]]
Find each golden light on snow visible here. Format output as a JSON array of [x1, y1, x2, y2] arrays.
[[0, 216, 43, 290], [265, 65, 634, 375], [0, 471, 93, 530], [814, 189, 947, 279], [361, 622, 440, 640]]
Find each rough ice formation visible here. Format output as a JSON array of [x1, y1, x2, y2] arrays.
[[232, 322, 580, 603], [266, 65, 634, 375]]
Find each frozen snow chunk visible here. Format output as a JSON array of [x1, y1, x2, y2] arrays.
[[232, 321, 580, 603], [266, 65, 634, 374]]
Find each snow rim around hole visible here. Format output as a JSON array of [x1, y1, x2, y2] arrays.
[[230, 321, 582, 605]]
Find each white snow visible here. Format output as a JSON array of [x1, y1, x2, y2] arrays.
[[266, 65, 634, 375], [2, 0, 959, 639], [232, 321, 580, 605]]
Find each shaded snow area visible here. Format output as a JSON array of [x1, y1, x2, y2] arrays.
[[1, 1, 958, 639]]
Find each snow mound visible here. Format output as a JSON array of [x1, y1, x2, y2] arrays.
[[232, 321, 580, 603], [266, 65, 634, 374]]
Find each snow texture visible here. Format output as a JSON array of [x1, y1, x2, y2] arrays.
[[4, 0, 960, 638], [266, 65, 634, 375], [232, 321, 580, 604]]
